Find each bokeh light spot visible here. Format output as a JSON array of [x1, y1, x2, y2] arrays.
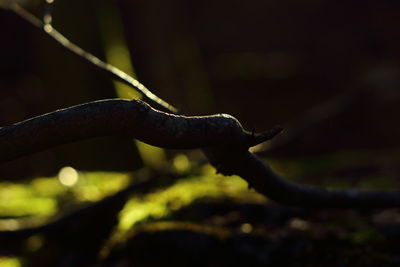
[[173, 154, 190, 173], [240, 223, 253, 233], [58, 166, 79, 187]]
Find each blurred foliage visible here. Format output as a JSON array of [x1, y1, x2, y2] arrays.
[[0, 159, 265, 265], [117, 166, 255, 233], [0, 150, 398, 265], [0, 258, 20, 267], [97, 0, 167, 170], [0, 169, 130, 219]]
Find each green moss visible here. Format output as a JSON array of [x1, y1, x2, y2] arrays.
[[117, 167, 261, 232]]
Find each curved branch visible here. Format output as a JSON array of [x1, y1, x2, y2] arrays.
[[0, 99, 256, 162], [205, 149, 400, 209]]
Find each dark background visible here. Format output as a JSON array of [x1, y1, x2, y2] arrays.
[[1, 0, 400, 177], [1, 1, 400, 266]]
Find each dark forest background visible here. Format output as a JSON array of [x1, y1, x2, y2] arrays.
[[1, 0, 400, 266]]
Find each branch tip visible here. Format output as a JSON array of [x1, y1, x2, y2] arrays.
[[247, 125, 284, 148]]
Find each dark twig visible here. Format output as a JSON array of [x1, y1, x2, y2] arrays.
[[246, 125, 284, 147], [206, 148, 400, 209], [9, 4, 177, 114]]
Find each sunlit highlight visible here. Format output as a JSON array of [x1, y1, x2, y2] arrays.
[[118, 173, 253, 232], [73, 171, 130, 202], [43, 24, 52, 33], [0, 219, 19, 231], [135, 141, 166, 169], [97, 3, 167, 168], [240, 223, 253, 233], [0, 257, 21, 267], [0, 184, 57, 216], [173, 154, 190, 173], [289, 218, 309, 231], [58, 166, 79, 187]]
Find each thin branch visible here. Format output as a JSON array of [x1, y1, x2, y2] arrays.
[[247, 126, 283, 147], [9, 4, 177, 114], [205, 148, 400, 209]]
